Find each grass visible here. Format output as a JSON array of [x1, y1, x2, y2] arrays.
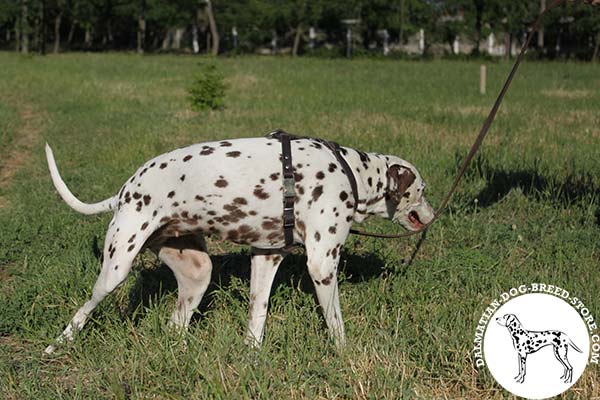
[[0, 52, 599, 398]]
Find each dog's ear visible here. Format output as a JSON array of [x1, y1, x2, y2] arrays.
[[386, 164, 415, 202]]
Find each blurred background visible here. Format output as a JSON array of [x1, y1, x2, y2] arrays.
[[1, 0, 599, 61]]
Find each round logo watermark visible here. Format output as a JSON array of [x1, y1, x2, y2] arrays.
[[473, 284, 599, 399]]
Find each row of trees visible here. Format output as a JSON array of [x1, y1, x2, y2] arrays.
[[1, 0, 599, 60]]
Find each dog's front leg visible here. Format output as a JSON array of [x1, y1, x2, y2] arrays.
[[244, 249, 286, 348], [306, 240, 346, 348]]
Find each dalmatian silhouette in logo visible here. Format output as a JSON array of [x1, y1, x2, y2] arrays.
[[496, 314, 583, 384]]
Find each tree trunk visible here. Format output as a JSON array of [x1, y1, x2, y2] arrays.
[[38, 0, 46, 55], [162, 28, 172, 51], [593, 32, 600, 63], [6, 28, 11, 42], [292, 24, 302, 57], [137, 6, 146, 54], [399, 0, 404, 47], [173, 28, 184, 50], [14, 15, 20, 52], [192, 24, 199, 53], [67, 20, 76, 45], [21, 0, 29, 54], [84, 27, 92, 48], [205, 0, 219, 55], [504, 33, 511, 60], [538, 0, 546, 49], [53, 12, 62, 53], [474, 1, 483, 55]]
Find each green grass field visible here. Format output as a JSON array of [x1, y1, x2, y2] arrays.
[[0, 52, 599, 398]]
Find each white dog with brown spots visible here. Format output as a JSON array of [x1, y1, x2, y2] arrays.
[[44, 134, 434, 354]]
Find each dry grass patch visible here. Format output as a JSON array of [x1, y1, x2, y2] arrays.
[[542, 89, 593, 99]]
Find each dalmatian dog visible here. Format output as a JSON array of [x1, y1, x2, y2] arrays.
[[43, 134, 434, 354], [496, 314, 583, 383]]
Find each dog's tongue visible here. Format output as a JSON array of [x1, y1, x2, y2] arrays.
[[408, 211, 424, 229]]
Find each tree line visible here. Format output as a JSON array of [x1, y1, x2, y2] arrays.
[[1, 0, 599, 61]]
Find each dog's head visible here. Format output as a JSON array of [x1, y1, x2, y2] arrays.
[[384, 159, 434, 232], [496, 314, 519, 328]]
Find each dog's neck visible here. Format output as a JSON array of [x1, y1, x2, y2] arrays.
[[340, 148, 391, 223]]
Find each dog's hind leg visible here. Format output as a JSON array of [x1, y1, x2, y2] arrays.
[[45, 215, 153, 354], [244, 249, 286, 347], [556, 346, 574, 383], [553, 346, 569, 380], [158, 235, 212, 329]]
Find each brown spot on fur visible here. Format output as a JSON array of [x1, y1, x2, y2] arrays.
[[183, 155, 192, 162], [233, 197, 247, 205], [261, 219, 280, 230], [128, 234, 136, 243], [294, 172, 303, 182], [267, 231, 282, 240], [329, 226, 337, 234], [339, 191, 348, 201], [195, 195, 205, 201], [316, 171, 325, 179], [167, 191, 176, 198], [331, 247, 338, 259], [226, 151, 241, 158], [180, 175, 186, 182], [328, 163, 337, 173], [297, 220, 306, 239], [127, 244, 135, 252], [160, 163, 168, 169], [143, 195, 151, 205], [215, 179, 228, 188], [220, 141, 232, 147], [253, 187, 269, 199], [314, 231, 321, 241], [270, 172, 280, 181], [312, 185, 323, 202], [141, 222, 149, 230], [133, 192, 141, 199], [321, 273, 333, 285]]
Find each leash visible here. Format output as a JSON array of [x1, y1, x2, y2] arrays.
[[349, 0, 570, 240]]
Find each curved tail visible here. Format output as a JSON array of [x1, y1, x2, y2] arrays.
[[569, 338, 583, 353], [45, 143, 116, 215]]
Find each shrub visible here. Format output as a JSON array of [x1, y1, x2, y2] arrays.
[[187, 63, 226, 111]]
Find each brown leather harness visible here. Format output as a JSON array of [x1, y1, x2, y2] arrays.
[[270, 130, 360, 248], [271, 0, 585, 247]]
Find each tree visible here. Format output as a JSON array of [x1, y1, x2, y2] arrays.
[[205, 0, 218, 55]]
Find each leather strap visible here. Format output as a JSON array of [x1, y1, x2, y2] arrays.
[[320, 141, 359, 211], [272, 130, 361, 248], [279, 132, 296, 248], [348, 0, 568, 239]]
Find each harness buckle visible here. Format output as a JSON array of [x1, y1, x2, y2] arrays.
[[283, 208, 295, 227], [283, 177, 295, 198]]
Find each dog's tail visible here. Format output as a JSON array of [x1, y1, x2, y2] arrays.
[[45, 143, 117, 215], [569, 338, 583, 353]]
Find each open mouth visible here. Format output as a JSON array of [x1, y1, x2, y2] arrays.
[[408, 210, 424, 229]]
